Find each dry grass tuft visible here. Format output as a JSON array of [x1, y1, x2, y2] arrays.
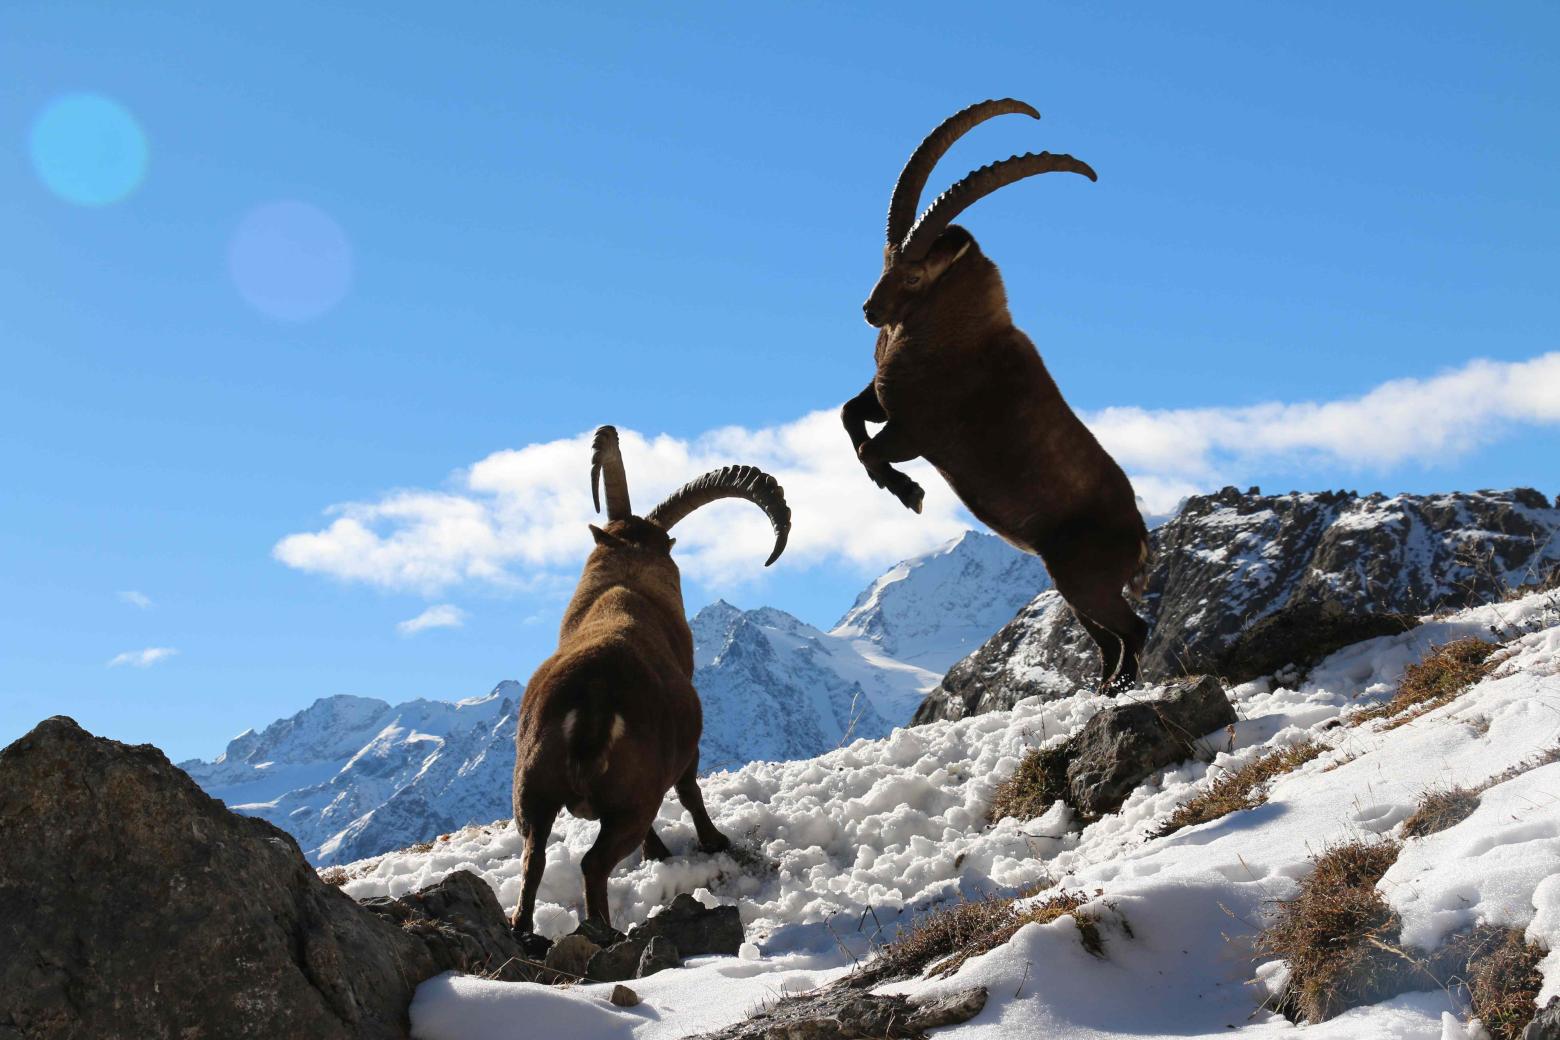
[[1258, 840, 1409, 1023], [1157, 741, 1324, 837], [1458, 927, 1547, 1040], [317, 866, 349, 887], [1258, 842, 1550, 1032], [986, 743, 1070, 825], [1354, 637, 1498, 728], [1401, 786, 1480, 839], [852, 886, 1100, 986]]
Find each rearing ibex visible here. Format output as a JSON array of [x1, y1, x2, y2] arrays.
[[842, 98, 1150, 692], [512, 426, 791, 935]]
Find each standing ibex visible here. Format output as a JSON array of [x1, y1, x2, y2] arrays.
[[842, 99, 1150, 691], [511, 426, 791, 936]]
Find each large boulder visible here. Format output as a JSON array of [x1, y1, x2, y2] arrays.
[[687, 985, 987, 1039], [915, 488, 1560, 723], [628, 892, 745, 956], [1065, 677, 1238, 819], [0, 716, 468, 1039]]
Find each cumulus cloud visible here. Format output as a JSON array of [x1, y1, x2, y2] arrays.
[[274, 352, 1560, 594], [107, 647, 177, 668], [118, 590, 152, 609], [1090, 352, 1560, 490], [396, 604, 467, 636]]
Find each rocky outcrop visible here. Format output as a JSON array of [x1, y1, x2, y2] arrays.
[[687, 985, 987, 1039], [1064, 677, 1237, 819], [1527, 999, 1560, 1039], [916, 488, 1560, 723], [358, 869, 525, 980], [0, 716, 510, 1040], [630, 892, 745, 956]]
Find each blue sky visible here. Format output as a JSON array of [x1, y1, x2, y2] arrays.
[[3, 2, 1557, 761]]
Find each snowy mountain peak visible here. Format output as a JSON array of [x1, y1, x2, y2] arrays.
[[831, 529, 1051, 672]]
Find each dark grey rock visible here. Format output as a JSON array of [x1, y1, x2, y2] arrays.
[[359, 869, 525, 980], [1215, 602, 1418, 684], [629, 892, 745, 956], [1065, 676, 1237, 820], [686, 985, 986, 1039], [1525, 998, 1560, 1039], [637, 935, 682, 977], [573, 917, 628, 949], [915, 488, 1560, 723], [543, 933, 600, 979], [587, 938, 647, 982], [0, 716, 440, 1040]]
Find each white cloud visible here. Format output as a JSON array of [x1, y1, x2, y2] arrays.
[[107, 647, 177, 668], [273, 352, 1560, 594], [118, 590, 152, 609], [396, 603, 467, 636], [1090, 352, 1560, 497]]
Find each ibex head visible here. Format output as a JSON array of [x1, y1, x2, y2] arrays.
[[588, 426, 792, 567], [862, 99, 1096, 329]]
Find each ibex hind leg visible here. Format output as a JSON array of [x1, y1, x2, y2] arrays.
[[1048, 531, 1150, 695], [676, 764, 731, 854], [643, 827, 672, 861], [513, 797, 560, 938], [582, 805, 659, 927]]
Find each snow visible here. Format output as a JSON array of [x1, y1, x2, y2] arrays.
[[182, 532, 1042, 861], [373, 588, 1560, 1040]]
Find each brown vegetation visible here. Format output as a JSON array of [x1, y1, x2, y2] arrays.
[[853, 885, 1100, 987], [986, 743, 1070, 825], [1401, 786, 1480, 839], [1353, 637, 1498, 727], [1157, 741, 1323, 837], [1259, 840, 1549, 1035], [1459, 927, 1547, 1040], [1258, 840, 1407, 1022]]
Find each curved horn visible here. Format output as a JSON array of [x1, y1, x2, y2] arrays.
[[886, 99, 1040, 245], [898, 151, 1097, 260], [589, 425, 632, 521], [645, 465, 792, 567]]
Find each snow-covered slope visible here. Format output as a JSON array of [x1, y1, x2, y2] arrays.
[[831, 529, 1050, 673], [183, 532, 1033, 862], [347, 588, 1560, 1040]]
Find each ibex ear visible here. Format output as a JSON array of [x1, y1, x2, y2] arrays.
[[666, 537, 677, 551], [924, 232, 973, 284], [589, 524, 620, 547]]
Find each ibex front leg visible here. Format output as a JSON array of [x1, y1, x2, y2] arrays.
[[841, 383, 925, 513]]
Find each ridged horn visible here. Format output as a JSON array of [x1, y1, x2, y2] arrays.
[[886, 99, 1040, 245], [645, 465, 792, 567], [589, 425, 632, 521], [898, 151, 1097, 260]]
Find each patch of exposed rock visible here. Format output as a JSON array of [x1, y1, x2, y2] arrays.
[[0, 716, 518, 1040], [687, 984, 987, 1039], [916, 487, 1560, 723], [1064, 676, 1237, 819]]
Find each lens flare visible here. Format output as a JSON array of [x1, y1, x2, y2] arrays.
[[228, 201, 354, 322], [29, 93, 149, 206]]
